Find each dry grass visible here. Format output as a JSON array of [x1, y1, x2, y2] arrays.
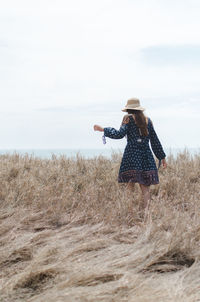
[[0, 150, 200, 302]]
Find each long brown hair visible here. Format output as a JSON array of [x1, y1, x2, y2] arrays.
[[127, 109, 148, 137]]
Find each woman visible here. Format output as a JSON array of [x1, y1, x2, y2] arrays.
[[93, 97, 167, 211]]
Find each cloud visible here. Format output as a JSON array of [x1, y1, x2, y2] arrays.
[[1, 0, 200, 148], [145, 95, 200, 117], [0, 40, 8, 47], [140, 45, 200, 66], [36, 102, 122, 115], [37, 107, 72, 113]]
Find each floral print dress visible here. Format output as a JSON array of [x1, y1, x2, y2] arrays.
[[103, 115, 166, 186]]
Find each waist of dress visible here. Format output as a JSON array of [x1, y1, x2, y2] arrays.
[[127, 141, 150, 150]]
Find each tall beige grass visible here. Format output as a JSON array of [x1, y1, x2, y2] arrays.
[[0, 151, 200, 302]]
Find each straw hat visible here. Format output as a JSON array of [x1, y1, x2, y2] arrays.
[[122, 97, 145, 112]]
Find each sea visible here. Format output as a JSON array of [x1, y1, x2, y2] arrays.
[[0, 148, 199, 159]]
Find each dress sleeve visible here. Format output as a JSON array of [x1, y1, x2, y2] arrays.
[[104, 124, 128, 139], [149, 119, 166, 160]]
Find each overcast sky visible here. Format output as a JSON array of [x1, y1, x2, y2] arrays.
[[0, 0, 200, 150]]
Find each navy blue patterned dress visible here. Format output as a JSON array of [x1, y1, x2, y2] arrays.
[[104, 115, 166, 186]]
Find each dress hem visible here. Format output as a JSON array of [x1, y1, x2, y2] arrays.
[[118, 169, 159, 186]]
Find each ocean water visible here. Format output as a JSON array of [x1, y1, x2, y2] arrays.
[[0, 149, 115, 159], [0, 148, 199, 159]]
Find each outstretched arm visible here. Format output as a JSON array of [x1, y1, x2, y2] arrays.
[[93, 116, 129, 139], [103, 124, 128, 139]]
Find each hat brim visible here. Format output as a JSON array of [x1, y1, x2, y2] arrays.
[[122, 106, 145, 112]]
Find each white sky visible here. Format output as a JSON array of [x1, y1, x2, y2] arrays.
[[0, 0, 200, 149]]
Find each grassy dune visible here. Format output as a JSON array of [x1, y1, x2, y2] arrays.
[[0, 151, 200, 302]]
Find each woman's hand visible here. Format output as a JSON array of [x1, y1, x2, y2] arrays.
[[93, 125, 104, 132], [162, 158, 167, 169]]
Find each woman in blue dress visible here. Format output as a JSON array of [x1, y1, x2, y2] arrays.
[[94, 97, 167, 210]]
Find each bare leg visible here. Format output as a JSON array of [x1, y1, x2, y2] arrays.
[[139, 184, 151, 221], [139, 184, 151, 210], [126, 182, 135, 192]]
